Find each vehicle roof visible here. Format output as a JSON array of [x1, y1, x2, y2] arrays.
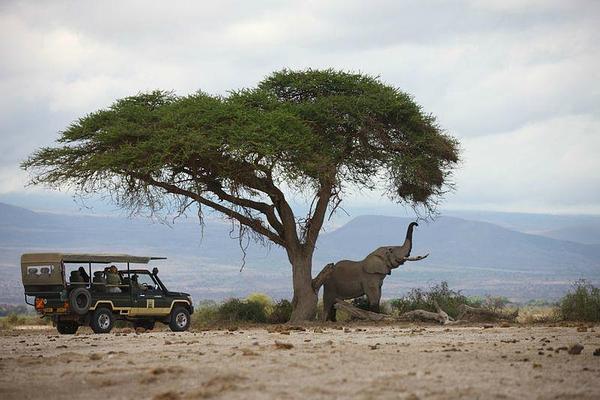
[[21, 253, 166, 264]]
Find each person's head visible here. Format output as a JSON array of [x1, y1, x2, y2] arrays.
[[109, 265, 118, 274], [78, 266, 85, 272]]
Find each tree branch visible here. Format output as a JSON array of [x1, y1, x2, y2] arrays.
[[304, 181, 333, 251], [133, 173, 285, 246]]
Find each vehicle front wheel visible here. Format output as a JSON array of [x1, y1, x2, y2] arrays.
[[169, 307, 190, 332], [90, 308, 114, 334], [56, 321, 78, 334]]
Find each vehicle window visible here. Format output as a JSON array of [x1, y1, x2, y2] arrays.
[[27, 265, 54, 276], [136, 273, 157, 290]]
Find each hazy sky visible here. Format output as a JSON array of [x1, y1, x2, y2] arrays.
[[0, 0, 599, 215]]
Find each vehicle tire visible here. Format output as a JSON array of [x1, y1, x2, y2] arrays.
[[56, 321, 78, 335], [133, 320, 155, 330], [69, 287, 92, 315], [90, 307, 114, 334], [169, 307, 190, 332]]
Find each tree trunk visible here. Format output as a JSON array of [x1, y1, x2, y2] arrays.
[[289, 255, 318, 323]]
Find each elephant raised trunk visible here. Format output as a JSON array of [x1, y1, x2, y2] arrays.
[[322, 221, 428, 321], [401, 221, 418, 258], [405, 221, 418, 242]]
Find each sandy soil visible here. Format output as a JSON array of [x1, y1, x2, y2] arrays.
[[1, 323, 599, 400]]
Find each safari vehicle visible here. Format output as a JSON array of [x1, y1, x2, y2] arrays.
[[21, 253, 194, 334]]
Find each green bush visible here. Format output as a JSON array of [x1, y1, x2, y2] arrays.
[[351, 296, 371, 311], [482, 295, 511, 312], [192, 295, 289, 327], [268, 299, 293, 323], [559, 280, 600, 322], [191, 300, 220, 327], [389, 281, 481, 319], [218, 298, 268, 323]]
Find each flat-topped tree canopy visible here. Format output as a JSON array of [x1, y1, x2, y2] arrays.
[[21, 253, 166, 265]]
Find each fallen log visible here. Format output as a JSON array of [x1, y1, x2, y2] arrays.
[[456, 304, 518, 322], [333, 299, 518, 325], [333, 299, 452, 324], [333, 299, 393, 321]]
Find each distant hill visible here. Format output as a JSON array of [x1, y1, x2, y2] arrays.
[[446, 209, 600, 239], [1, 202, 599, 304], [540, 223, 600, 245]]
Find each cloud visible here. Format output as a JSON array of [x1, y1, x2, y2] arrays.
[[447, 113, 600, 213], [0, 0, 598, 214]]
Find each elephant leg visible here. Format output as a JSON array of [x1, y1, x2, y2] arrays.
[[323, 290, 337, 322], [364, 284, 382, 314]]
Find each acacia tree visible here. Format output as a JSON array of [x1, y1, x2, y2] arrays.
[[23, 69, 460, 322]]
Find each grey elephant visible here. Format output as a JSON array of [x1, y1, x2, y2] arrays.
[[322, 222, 428, 321]]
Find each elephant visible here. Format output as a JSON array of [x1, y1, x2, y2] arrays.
[[322, 222, 428, 321]]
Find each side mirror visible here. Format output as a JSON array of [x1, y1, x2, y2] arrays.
[[152, 267, 159, 275]]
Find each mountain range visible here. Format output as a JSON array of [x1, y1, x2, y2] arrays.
[[1, 202, 599, 304]]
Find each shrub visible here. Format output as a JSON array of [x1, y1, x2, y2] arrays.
[[218, 298, 268, 323], [246, 293, 274, 314], [517, 306, 560, 324], [192, 300, 221, 327], [559, 280, 600, 322], [482, 295, 510, 312], [389, 281, 481, 319], [268, 299, 293, 323], [351, 296, 371, 311]]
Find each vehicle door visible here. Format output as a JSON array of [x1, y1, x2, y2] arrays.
[[132, 272, 167, 314]]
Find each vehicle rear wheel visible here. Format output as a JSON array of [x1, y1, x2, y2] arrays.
[[56, 321, 78, 334], [90, 308, 114, 334], [169, 307, 190, 332], [133, 320, 155, 330], [69, 287, 92, 315]]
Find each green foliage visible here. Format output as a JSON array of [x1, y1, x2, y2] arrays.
[[389, 282, 481, 319], [192, 300, 221, 327], [351, 296, 371, 311], [482, 295, 511, 312], [559, 280, 600, 322], [268, 299, 293, 323], [23, 69, 460, 229], [246, 293, 274, 313], [191, 295, 295, 326], [218, 298, 268, 323]]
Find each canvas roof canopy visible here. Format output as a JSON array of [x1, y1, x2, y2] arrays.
[[21, 253, 166, 265]]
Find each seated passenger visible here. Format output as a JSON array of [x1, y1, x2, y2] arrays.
[[131, 274, 146, 292], [78, 266, 90, 283], [92, 271, 106, 292], [105, 265, 122, 293]]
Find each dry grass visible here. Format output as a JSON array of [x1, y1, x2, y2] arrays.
[[0, 314, 50, 330], [516, 306, 561, 324]]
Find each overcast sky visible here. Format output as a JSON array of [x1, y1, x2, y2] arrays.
[[0, 0, 599, 216]]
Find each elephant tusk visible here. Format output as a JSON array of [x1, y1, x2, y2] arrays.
[[403, 253, 429, 262]]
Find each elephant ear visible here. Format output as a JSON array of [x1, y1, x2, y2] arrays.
[[363, 254, 391, 275]]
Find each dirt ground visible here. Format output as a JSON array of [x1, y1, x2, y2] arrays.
[[1, 323, 599, 400]]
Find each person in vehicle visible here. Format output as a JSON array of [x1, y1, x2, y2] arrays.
[[105, 265, 121, 293], [131, 274, 147, 292], [78, 266, 90, 283]]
